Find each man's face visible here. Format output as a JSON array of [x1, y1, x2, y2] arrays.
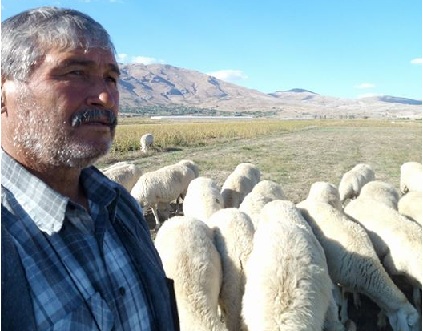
[[1, 46, 120, 168]]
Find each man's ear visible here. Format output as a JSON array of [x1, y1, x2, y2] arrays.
[[2, 77, 7, 114]]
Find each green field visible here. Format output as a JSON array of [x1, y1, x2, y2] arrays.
[[96, 118, 422, 204]]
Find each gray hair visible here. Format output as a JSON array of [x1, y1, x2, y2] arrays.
[[1, 6, 116, 81]]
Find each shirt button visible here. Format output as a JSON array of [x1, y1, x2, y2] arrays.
[[119, 287, 126, 296]]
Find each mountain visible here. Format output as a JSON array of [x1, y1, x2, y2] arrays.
[[118, 63, 422, 119]]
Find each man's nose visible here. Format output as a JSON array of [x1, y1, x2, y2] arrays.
[[86, 80, 118, 109]]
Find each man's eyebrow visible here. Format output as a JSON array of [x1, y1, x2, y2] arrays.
[[108, 63, 121, 76], [58, 59, 120, 75]]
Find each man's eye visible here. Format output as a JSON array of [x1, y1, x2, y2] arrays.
[[69, 70, 84, 76], [106, 75, 118, 84]]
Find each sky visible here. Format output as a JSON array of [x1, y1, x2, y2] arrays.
[[1, 0, 422, 100]]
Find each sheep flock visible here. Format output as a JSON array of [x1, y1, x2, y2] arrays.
[[100, 159, 422, 331]]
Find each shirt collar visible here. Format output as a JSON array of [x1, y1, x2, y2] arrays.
[[1, 150, 118, 234]]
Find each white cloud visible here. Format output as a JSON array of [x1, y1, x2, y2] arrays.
[[116, 54, 165, 65], [207, 69, 248, 83], [410, 58, 422, 64], [354, 83, 375, 89], [131, 56, 165, 65], [116, 53, 128, 62]]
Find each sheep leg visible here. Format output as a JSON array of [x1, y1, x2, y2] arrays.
[[352, 291, 361, 309], [387, 308, 413, 331], [151, 206, 161, 230], [332, 285, 349, 323], [377, 309, 387, 329], [413, 287, 422, 311]]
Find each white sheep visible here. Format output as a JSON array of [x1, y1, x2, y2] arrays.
[[130, 161, 196, 228], [400, 162, 422, 194], [154, 216, 227, 331], [176, 159, 200, 205], [398, 191, 422, 225], [207, 208, 255, 331], [358, 180, 400, 209], [182, 176, 224, 222], [344, 197, 422, 288], [100, 161, 143, 192], [297, 198, 419, 331], [233, 162, 260, 185], [220, 162, 260, 208], [239, 179, 286, 230], [242, 200, 333, 331], [178, 159, 200, 178], [305, 181, 342, 211], [140, 133, 154, 153], [338, 163, 375, 203]]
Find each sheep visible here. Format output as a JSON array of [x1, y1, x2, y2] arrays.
[[130, 161, 196, 228], [182, 177, 224, 222], [305, 181, 342, 211], [206, 208, 255, 331], [220, 162, 260, 208], [100, 161, 143, 192], [242, 200, 334, 331], [297, 197, 419, 331], [400, 162, 422, 194], [140, 133, 154, 153], [178, 159, 200, 178], [176, 159, 201, 205], [233, 162, 260, 185], [154, 216, 227, 331], [358, 180, 400, 209], [338, 163, 375, 203], [239, 179, 286, 230], [398, 191, 422, 225], [344, 198, 422, 288]]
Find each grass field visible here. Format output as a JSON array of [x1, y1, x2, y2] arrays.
[[96, 117, 422, 331], [96, 118, 422, 204]]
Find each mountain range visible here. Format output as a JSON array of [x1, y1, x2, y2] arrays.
[[118, 63, 422, 119]]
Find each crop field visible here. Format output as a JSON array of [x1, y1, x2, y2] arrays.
[[97, 118, 422, 204]]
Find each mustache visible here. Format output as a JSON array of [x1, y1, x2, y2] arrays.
[[70, 109, 118, 128]]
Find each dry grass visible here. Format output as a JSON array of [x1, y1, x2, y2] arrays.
[[97, 118, 422, 203]]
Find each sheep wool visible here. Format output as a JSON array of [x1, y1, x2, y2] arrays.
[[239, 179, 286, 230], [359, 180, 400, 210], [130, 161, 196, 227], [182, 176, 224, 222], [154, 216, 227, 331], [297, 199, 419, 331], [344, 198, 422, 287], [242, 200, 333, 331], [207, 208, 255, 331], [100, 161, 143, 192], [400, 162, 422, 194], [338, 163, 375, 202], [305, 181, 342, 211], [140, 133, 154, 153], [398, 191, 422, 225], [221, 163, 260, 208]]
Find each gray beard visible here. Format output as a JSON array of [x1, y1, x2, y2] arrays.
[[12, 84, 116, 169]]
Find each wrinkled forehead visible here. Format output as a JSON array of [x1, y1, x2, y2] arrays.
[[42, 46, 119, 73]]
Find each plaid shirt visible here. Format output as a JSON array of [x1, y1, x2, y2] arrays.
[[1, 150, 156, 331]]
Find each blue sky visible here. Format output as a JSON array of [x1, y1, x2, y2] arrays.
[[1, 0, 422, 100]]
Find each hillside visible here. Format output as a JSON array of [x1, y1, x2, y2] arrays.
[[118, 63, 422, 119]]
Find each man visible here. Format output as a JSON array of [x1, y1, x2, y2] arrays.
[[1, 7, 179, 330]]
